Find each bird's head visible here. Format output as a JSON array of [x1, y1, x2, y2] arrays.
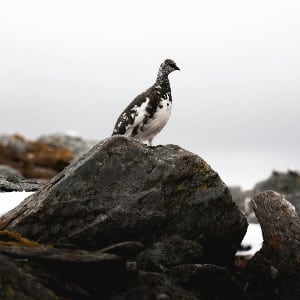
[[159, 59, 180, 76]]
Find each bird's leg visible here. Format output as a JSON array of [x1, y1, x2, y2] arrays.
[[147, 139, 153, 147]]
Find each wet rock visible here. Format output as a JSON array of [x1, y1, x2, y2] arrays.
[[0, 175, 43, 192], [0, 136, 247, 270]]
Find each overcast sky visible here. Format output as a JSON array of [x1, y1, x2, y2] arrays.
[[0, 0, 300, 189]]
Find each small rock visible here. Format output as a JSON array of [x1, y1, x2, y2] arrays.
[[0, 164, 24, 179], [0, 176, 43, 192]]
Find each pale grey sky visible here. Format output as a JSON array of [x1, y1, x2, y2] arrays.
[[1, 0, 300, 188]]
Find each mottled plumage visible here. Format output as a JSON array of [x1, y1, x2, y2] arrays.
[[112, 59, 180, 146]]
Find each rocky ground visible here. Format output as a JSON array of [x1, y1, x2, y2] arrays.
[[230, 170, 300, 222], [0, 134, 299, 299], [0, 133, 96, 181]]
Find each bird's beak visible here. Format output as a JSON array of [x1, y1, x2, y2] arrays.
[[175, 65, 180, 71]]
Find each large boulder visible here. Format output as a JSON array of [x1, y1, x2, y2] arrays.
[[0, 136, 247, 268]]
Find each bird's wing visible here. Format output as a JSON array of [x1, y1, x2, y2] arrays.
[[112, 91, 149, 136]]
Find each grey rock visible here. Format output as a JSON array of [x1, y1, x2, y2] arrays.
[[0, 134, 28, 153], [229, 186, 251, 211], [38, 132, 97, 158], [0, 164, 24, 179], [0, 245, 130, 299], [136, 236, 204, 272], [253, 170, 300, 194], [0, 136, 247, 269], [240, 191, 300, 299], [0, 175, 43, 192], [0, 254, 60, 300], [287, 192, 300, 216], [253, 170, 300, 217]]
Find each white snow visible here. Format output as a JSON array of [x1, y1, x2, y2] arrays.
[[236, 223, 263, 257], [0, 191, 34, 216]]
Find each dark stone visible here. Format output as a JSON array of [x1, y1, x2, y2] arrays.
[[0, 254, 60, 299], [0, 245, 136, 300], [169, 264, 248, 300], [0, 136, 247, 270], [130, 271, 198, 300], [99, 241, 144, 260], [136, 236, 204, 272]]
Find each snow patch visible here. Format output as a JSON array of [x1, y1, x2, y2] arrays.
[[236, 223, 263, 257], [0, 191, 34, 216]]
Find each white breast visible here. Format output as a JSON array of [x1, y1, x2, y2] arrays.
[[140, 97, 172, 141]]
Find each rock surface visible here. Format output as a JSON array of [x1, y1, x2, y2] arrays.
[[0, 175, 43, 192], [0, 254, 60, 300], [0, 135, 298, 299], [0, 136, 247, 268], [0, 164, 24, 179], [240, 191, 300, 299], [231, 170, 300, 222], [253, 170, 300, 194], [0, 136, 249, 299], [253, 170, 300, 216]]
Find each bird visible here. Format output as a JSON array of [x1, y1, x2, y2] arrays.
[[112, 59, 180, 146]]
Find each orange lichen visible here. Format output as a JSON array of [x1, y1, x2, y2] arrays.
[[0, 230, 40, 247]]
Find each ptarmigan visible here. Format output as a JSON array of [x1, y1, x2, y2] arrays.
[[112, 59, 180, 146]]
